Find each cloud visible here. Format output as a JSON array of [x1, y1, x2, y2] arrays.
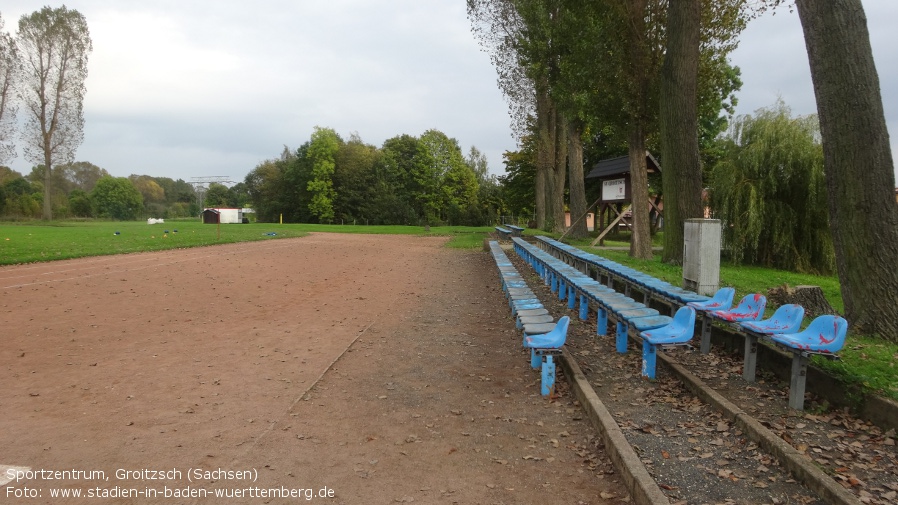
[[4, 1, 894, 184], [5, 0, 513, 181]]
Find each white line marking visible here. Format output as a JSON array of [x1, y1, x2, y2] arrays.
[[0, 465, 31, 486], [230, 319, 378, 466]]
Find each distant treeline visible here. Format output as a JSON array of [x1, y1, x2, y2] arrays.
[[0, 162, 201, 220], [243, 127, 508, 226]]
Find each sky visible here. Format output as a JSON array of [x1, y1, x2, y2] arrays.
[[2, 1, 897, 184]]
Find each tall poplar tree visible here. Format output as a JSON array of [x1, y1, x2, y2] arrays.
[[795, 0, 898, 341], [659, 0, 703, 264], [16, 6, 91, 220], [468, 0, 542, 226]]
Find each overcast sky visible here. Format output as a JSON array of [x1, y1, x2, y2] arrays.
[[2, 1, 897, 183]]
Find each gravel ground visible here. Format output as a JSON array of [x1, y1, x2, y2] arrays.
[[674, 348, 898, 505], [508, 249, 897, 505]]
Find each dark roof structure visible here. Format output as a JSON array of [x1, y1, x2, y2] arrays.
[[586, 151, 661, 179]]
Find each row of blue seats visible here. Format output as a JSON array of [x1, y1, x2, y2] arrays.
[[688, 288, 848, 410], [494, 226, 512, 240], [487, 241, 569, 396], [511, 237, 697, 380], [533, 235, 711, 312], [506, 224, 525, 237], [528, 237, 850, 411]]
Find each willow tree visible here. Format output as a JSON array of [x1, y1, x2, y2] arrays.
[[710, 101, 833, 274], [795, 0, 898, 340], [16, 6, 91, 220]]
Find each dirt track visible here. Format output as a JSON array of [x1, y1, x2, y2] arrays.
[[1, 233, 626, 504]]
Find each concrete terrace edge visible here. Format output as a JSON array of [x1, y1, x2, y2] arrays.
[[559, 348, 671, 505]]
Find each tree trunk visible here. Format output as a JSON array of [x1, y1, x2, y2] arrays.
[[621, 0, 653, 260], [535, 81, 553, 230], [767, 284, 836, 319], [628, 125, 653, 259], [551, 112, 568, 233], [796, 0, 898, 341], [43, 150, 53, 220], [659, 0, 703, 265], [567, 119, 589, 239]]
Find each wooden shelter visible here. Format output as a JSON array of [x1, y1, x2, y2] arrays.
[[202, 208, 220, 224], [585, 152, 662, 244]]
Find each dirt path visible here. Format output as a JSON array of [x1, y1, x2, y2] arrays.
[[1, 233, 626, 504]]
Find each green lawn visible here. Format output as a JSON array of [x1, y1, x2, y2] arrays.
[[0, 220, 493, 265]]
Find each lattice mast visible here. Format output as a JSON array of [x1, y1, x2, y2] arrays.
[[190, 176, 235, 210]]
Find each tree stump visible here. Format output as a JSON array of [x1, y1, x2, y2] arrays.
[[767, 284, 837, 319]]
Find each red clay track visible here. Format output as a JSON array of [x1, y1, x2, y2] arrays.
[[1, 233, 625, 504]]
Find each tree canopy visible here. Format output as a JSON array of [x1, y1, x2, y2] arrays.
[[469, 0, 749, 249], [91, 176, 143, 220], [306, 127, 341, 223], [243, 128, 495, 226]]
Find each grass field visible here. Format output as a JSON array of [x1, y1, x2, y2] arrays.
[[0, 220, 494, 265]]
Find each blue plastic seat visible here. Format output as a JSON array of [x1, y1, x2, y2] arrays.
[[769, 315, 848, 410], [770, 315, 848, 355], [523, 316, 570, 397], [687, 287, 735, 312], [639, 307, 696, 379], [696, 293, 765, 354], [739, 304, 805, 335], [737, 304, 806, 382], [641, 306, 696, 345], [524, 316, 569, 349], [709, 294, 766, 323]]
